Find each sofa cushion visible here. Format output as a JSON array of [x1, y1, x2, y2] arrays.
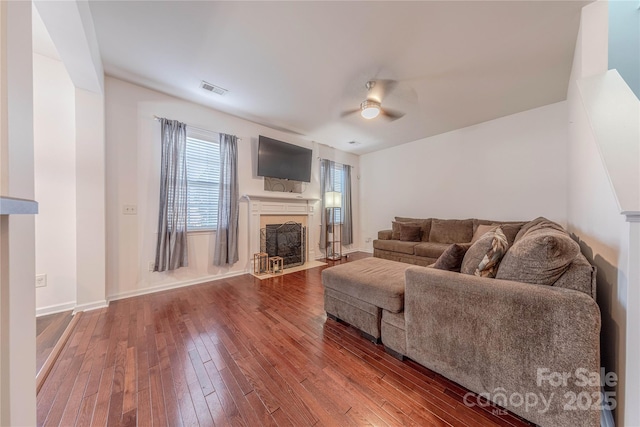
[[378, 229, 393, 240], [499, 223, 524, 245], [395, 217, 432, 242], [429, 219, 473, 244], [471, 224, 497, 242], [496, 228, 580, 286], [432, 243, 471, 272], [399, 223, 422, 242], [322, 257, 408, 313], [373, 239, 419, 255], [552, 254, 597, 298], [461, 230, 497, 275], [514, 217, 565, 243], [474, 227, 509, 278], [414, 242, 451, 258], [472, 223, 523, 245], [473, 219, 525, 233]]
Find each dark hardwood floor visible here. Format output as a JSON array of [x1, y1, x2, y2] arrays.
[[37, 252, 534, 426], [37, 310, 74, 375]]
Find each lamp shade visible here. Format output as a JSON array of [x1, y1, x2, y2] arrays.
[[324, 191, 342, 208]]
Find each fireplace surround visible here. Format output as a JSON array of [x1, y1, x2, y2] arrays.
[[244, 194, 318, 272]]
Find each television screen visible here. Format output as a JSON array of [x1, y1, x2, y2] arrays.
[[257, 136, 312, 183]]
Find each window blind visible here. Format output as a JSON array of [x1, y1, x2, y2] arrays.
[[186, 136, 220, 230], [332, 162, 344, 223]]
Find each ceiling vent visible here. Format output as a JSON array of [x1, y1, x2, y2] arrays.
[[200, 81, 228, 95]]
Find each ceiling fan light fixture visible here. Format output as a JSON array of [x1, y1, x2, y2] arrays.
[[360, 100, 381, 119]]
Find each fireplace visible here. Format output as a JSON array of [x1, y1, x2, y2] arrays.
[[260, 221, 306, 268]]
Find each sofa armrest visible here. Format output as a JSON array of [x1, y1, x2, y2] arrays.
[[378, 229, 393, 240], [404, 267, 601, 427]]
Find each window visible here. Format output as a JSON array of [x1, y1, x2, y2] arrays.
[[331, 162, 344, 223], [185, 135, 220, 231]]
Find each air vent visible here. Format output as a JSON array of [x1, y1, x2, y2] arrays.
[[200, 81, 228, 95]]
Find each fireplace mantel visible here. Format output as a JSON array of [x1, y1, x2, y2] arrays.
[[242, 193, 319, 202]]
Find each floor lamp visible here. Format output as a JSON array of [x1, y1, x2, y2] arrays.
[[325, 191, 342, 261]]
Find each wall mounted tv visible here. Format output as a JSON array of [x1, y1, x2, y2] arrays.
[[257, 136, 312, 183]]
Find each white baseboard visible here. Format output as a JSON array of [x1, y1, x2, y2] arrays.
[[73, 300, 109, 314], [107, 270, 248, 303], [36, 301, 76, 317]]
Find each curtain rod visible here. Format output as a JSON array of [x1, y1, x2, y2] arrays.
[[153, 115, 242, 141], [318, 156, 356, 169]]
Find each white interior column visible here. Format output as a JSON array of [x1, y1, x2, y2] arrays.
[[0, 1, 37, 424], [625, 214, 640, 425]]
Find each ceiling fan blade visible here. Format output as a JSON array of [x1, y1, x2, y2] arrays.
[[340, 108, 360, 118], [380, 108, 405, 121]]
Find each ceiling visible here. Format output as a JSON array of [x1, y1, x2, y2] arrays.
[[86, 1, 588, 155]]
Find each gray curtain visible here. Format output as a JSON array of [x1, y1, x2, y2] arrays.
[[213, 133, 239, 266], [319, 158, 335, 250], [154, 118, 189, 272], [342, 165, 353, 245]]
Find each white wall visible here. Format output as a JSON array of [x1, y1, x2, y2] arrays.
[[566, 2, 638, 424], [74, 87, 107, 312], [105, 76, 359, 300], [33, 53, 77, 315], [359, 101, 568, 250]]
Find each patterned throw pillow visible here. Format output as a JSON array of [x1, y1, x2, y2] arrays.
[[474, 227, 509, 278]]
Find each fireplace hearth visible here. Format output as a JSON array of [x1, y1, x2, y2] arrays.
[[261, 221, 306, 269]]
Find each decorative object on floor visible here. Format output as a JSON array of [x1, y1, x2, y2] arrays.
[[269, 256, 283, 274], [251, 260, 326, 280], [324, 191, 342, 260], [253, 252, 269, 275]]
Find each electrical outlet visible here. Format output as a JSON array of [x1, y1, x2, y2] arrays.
[[35, 274, 47, 288], [365, 237, 372, 243], [123, 204, 137, 215], [148, 261, 155, 272]]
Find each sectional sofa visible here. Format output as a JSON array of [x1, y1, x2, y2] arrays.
[[323, 217, 601, 427]]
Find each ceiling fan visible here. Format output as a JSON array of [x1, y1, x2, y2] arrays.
[[341, 80, 405, 121]]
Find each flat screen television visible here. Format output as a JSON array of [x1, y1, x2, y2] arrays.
[[257, 136, 312, 183]]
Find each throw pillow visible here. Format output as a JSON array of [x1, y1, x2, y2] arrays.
[[392, 220, 422, 240], [471, 224, 497, 243], [461, 231, 496, 275], [432, 243, 471, 272], [496, 228, 580, 286], [514, 217, 565, 243], [398, 223, 422, 242], [395, 217, 432, 242], [474, 227, 509, 278]]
